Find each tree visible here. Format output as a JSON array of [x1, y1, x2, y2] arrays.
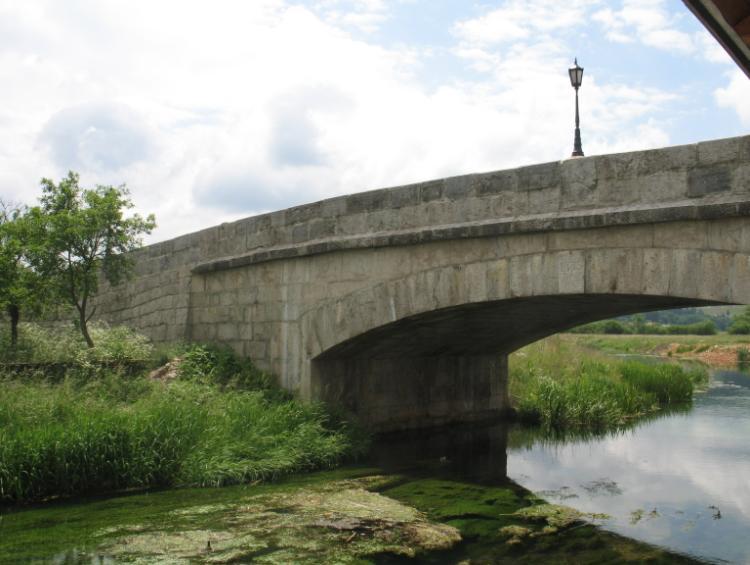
[[0, 202, 49, 351], [35, 172, 156, 347]]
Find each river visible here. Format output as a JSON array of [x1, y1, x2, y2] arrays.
[[1, 365, 748, 563]]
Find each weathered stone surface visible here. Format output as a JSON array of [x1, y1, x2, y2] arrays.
[[90, 135, 750, 430]]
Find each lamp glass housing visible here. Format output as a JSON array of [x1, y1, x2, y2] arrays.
[[568, 62, 583, 88]]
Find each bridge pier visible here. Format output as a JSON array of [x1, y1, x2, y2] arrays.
[[311, 354, 509, 431]]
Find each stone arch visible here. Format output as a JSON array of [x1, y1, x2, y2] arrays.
[[302, 240, 749, 430]]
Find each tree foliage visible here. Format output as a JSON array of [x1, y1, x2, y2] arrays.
[[34, 172, 156, 347], [0, 201, 49, 350]]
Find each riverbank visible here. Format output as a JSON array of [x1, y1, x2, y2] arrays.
[[509, 337, 707, 431], [0, 325, 365, 505], [568, 333, 750, 367]]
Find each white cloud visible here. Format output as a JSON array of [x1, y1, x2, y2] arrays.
[[715, 70, 750, 126], [591, 0, 735, 67], [313, 0, 391, 33], [593, 0, 695, 54], [0, 0, 723, 244], [454, 0, 599, 46]]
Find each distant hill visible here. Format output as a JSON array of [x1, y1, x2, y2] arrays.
[[618, 306, 745, 331]]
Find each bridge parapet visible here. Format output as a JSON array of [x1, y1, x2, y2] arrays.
[[189, 135, 749, 272]]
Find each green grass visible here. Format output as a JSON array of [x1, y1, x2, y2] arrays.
[[509, 337, 707, 431], [0, 331, 367, 505], [570, 332, 750, 355]]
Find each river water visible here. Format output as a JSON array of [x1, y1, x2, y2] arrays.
[[505, 366, 750, 564], [1, 365, 749, 563]]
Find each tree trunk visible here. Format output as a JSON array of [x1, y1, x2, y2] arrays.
[[78, 306, 95, 348], [8, 304, 19, 351]]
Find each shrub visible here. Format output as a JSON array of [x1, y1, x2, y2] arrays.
[[602, 320, 627, 334], [729, 320, 750, 335]]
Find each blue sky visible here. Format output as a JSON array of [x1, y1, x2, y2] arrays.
[[0, 0, 748, 241]]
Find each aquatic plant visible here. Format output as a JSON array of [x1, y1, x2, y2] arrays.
[[738, 348, 750, 368], [510, 337, 707, 431]]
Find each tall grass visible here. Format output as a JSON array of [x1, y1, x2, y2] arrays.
[[510, 337, 707, 431], [0, 338, 366, 505]]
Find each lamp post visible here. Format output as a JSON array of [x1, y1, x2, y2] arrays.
[[568, 58, 584, 157]]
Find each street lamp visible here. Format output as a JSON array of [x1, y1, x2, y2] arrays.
[[568, 58, 584, 157]]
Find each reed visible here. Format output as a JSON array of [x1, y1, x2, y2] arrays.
[[0, 340, 365, 505], [510, 337, 707, 431]]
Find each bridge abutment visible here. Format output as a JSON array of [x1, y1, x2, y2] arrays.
[[311, 354, 509, 431]]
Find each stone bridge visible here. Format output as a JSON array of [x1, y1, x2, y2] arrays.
[[95, 135, 750, 430]]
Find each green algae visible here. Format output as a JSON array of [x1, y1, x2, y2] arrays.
[[379, 475, 701, 564], [513, 503, 610, 528], [0, 464, 705, 565], [0, 472, 460, 564]]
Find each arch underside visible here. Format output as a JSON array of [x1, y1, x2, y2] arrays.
[[315, 294, 724, 361], [311, 293, 729, 431]]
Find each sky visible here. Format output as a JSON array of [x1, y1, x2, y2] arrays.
[[1, 0, 749, 243]]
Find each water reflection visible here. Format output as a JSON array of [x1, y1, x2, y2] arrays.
[[368, 367, 750, 563], [506, 368, 750, 564], [370, 421, 509, 484]]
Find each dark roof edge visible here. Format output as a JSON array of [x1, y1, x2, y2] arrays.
[[683, 0, 750, 79]]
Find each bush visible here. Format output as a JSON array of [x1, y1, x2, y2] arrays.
[[602, 320, 627, 334], [729, 320, 750, 335], [664, 321, 716, 336]]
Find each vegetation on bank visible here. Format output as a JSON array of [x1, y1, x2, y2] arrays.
[[509, 337, 707, 431], [728, 306, 750, 335], [0, 324, 365, 505], [571, 307, 750, 337], [570, 316, 717, 336], [570, 332, 750, 360]]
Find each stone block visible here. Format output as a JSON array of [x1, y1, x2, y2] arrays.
[[444, 174, 476, 200], [707, 218, 745, 252], [697, 251, 733, 302], [476, 170, 518, 196], [216, 323, 239, 341], [498, 232, 547, 258], [561, 156, 597, 209], [585, 249, 643, 295], [509, 254, 541, 297], [698, 136, 741, 165], [552, 251, 585, 294], [731, 254, 750, 304], [638, 143, 696, 175], [490, 190, 529, 218], [485, 259, 510, 301], [641, 249, 671, 296], [688, 165, 731, 197], [308, 218, 336, 240], [346, 190, 389, 214], [517, 161, 560, 191], [653, 221, 707, 250], [419, 179, 444, 202], [528, 186, 560, 214], [731, 162, 750, 195], [291, 222, 309, 243], [668, 249, 702, 298]]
